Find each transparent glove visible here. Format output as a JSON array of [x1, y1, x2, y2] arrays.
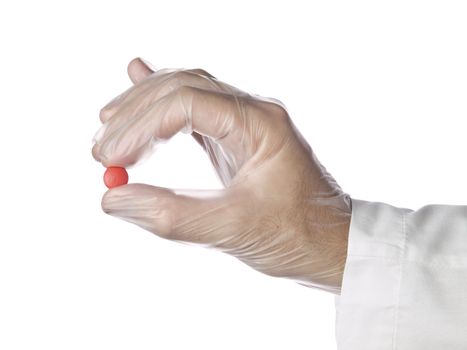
[[92, 58, 352, 294]]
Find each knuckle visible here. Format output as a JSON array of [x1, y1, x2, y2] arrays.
[[174, 84, 196, 96], [269, 97, 287, 110], [99, 91, 130, 122], [165, 70, 197, 92], [259, 100, 290, 122], [187, 68, 214, 78], [172, 69, 192, 81]]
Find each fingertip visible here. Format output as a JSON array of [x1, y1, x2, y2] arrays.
[[101, 188, 113, 214], [91, 143, 101, 163], [127, 57, 155, 84], [100, 183, 131, 214]]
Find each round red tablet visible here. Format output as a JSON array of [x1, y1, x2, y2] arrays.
[[103, 167, 128, 189]]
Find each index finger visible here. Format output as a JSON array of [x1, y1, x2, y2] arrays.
[[92, 85, 257, 168]]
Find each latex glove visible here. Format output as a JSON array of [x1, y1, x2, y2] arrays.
[[92, 58, 352, 294]]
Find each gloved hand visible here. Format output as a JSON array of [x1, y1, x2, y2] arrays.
[[92, 58, 352, 294]]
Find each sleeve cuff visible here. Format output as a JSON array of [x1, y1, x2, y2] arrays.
[[335, 198, 467, 349], [334, 198, 413, 349]]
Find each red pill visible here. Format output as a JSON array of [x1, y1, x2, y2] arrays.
[[103, 167, 128, 189]]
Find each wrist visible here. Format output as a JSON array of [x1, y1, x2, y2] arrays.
[[300, 194, 352, 294]]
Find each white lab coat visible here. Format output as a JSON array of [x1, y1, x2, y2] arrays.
[[335, 198, 467, 349]]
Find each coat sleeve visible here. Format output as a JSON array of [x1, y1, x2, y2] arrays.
[[334, 198, 467, 350]]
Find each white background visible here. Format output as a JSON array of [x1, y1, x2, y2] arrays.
[[0, 1, 466, 349]]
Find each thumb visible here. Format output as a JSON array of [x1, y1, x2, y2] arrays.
[[101, 184, 247, 247], [127, 57, 155, 84]]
